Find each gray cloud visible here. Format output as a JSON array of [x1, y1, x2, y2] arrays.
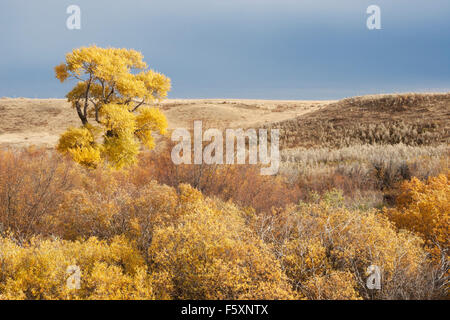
[[0, 0, 449, 99]]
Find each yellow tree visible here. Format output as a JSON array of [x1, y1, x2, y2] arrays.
[[55, 45, 171, 168]]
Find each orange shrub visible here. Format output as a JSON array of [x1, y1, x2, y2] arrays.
[[132, 145, 303, 213], [385, 172, 449, 261], [0, 148, 78, 238]]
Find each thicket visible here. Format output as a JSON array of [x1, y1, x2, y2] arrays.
[[0, 148, 447, 299]]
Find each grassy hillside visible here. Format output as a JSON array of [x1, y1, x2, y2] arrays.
[[266, 93, 450, 149]]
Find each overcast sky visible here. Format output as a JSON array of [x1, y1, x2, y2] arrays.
[[0, 0, 449, 99]]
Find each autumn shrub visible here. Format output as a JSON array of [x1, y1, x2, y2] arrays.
[[49, 170, 181, 264], [0, 148, 77, 239], [253, 195, 443, 299], [148, 184, 296, 300], [0, 235, 155, 300], [133, 145, 303, 213], [0, 146, 447, 300], [53, 178, 299, 299], [302, 271, 361, 300], [385, 172, 449, 264]]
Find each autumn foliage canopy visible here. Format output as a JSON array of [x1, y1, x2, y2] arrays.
[[54, 46, 170, 168]]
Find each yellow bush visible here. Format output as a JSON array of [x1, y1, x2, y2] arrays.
[[149, 185, 296, 300], [0, 149, 445, 300], [303, 271, 362, 300], [270, 200, 430, 299], [385, 172, 449, 260], [0, 236, 154, 300]]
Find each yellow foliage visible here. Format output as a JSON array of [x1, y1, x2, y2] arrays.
[[67, 146, 102, 169], [135, 107, 168, 149], [0, 236, 154, 300], [49, 177, 180, 244], [54, 63, 69, 83], [282, 239, 330, 285], [136, 70, 172, 101], [54, 46, 170, 169], [103, 134, 140, 169], [303, 271, 362, 300], [99, 104, 140, 168], [273, 200, 429, 299], [101, 104, 136, 135], [0, 149, 445, 300], [57, 127, 95, 151], [148, 184, 296, 300], [385, 172, 449, 260], [56, 127, 102, 168]]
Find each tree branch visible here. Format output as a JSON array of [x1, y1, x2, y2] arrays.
[[105, 87, 115, 103], [89, 98, 101, 123], [83, 76, 92, 120], [132, 99, 146, 112]]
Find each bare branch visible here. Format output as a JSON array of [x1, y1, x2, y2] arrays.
[[105, 86, 115, 103], [132, 99, 146, 112]]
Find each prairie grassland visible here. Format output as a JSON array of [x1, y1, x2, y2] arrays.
[[282, 144, 448, 172], [0, 97, 332, 148], [267, 92, 450, 148], [0, 92, 448, 300], [280, 143, 449, 208]]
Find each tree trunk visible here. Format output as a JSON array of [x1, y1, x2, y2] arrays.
[[75, 101, 88, 125]]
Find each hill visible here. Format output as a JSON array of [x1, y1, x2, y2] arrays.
[[265, 93, 450, 149], [1, 93, 449, 150]]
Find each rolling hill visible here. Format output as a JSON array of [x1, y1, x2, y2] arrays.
[[265, 93, 450, 149], [1, 92, 449, 150]]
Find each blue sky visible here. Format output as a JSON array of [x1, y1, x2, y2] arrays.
[[0, 0, 449, 99]]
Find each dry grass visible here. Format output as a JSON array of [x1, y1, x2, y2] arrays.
[[0, 98, 332, 149], [266, 92, 450, 148], [1, 92, 448, 208], [280, 144, 449, 206], [282, 144, 449, 172], [2, 92, 448, 150]]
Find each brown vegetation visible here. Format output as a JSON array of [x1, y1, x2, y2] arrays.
[[0, 148, 448, 300], [0, 92, 448, 300], [267, 93, 450, 148]]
